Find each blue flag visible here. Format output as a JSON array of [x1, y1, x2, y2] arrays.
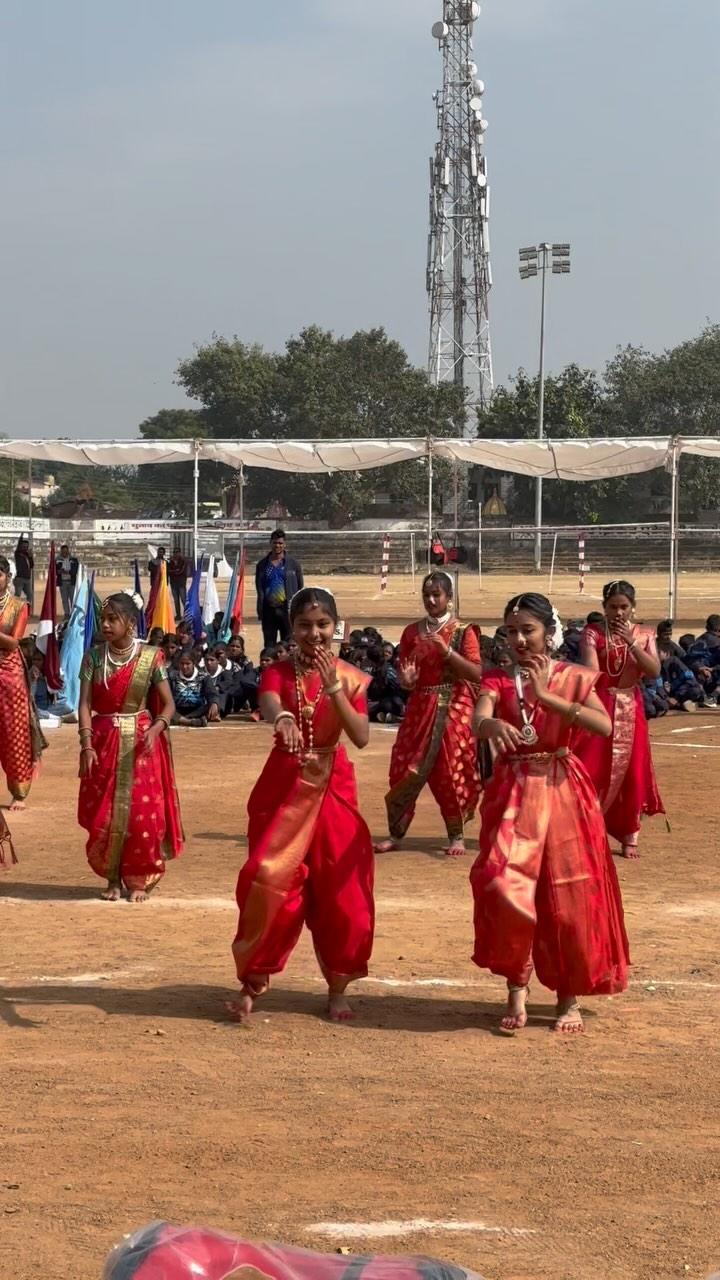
[[133, 559, 146, 639], [59, 577, 89, 712], [184, 559, 203, 641], [220, 552, 240, 643], [83, 570, 98, 653]]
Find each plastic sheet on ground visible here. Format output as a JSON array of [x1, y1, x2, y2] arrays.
[[103, 1221, 484, 1280]]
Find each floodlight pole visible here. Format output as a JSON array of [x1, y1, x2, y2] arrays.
[[519, 241, 570, 571], [534, 245, 548, 573], [192, 440, 200, 568]]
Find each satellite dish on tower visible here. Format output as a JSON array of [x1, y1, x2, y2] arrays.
[[469, 95, 483, 113], [431, 20, 449, 39], [460, 1, 481, 22]]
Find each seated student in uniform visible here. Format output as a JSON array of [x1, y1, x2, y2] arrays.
[[168, 651, 221, 727], [161, 633, 180, 665], [204, 611, 226, 648], [366, 643, 405, 723], [202, 650, 236, 718], [148, 626, 165, 647]]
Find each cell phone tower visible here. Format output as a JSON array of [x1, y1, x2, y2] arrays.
[[427, 1, 493, 429]]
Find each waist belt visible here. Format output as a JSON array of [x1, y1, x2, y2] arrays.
[[418, 683, 453, 694], [506, 747, 570, 762], [92, 712, 144, 727]]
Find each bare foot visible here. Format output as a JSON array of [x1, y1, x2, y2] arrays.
[[128, 888, 149, 903], [554, 997, 584, 1034], [225, 981, 267, 1025], [621, 844, 640, 860], [444, 839, 466, 858], [328, 992, 356, 1023], [499, 985, 528, 1034], [373, 839, 399, 854], [100, 884, 122, 902], [8, 799, 26, 812]]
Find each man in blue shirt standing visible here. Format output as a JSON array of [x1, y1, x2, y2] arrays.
[[255, 529, 304, 647]]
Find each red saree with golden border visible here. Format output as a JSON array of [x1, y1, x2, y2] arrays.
[[77, 644, 184, 890], [575, 624, 665, 842], [384, 619, 481, 841], [0, 594, 45, 804]]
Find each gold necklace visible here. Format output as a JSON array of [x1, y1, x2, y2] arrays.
[[0, 589, 10, 613], [294, 658, 324, 757]]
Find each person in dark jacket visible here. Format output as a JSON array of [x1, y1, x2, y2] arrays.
[[13, 536, 34, 601], [254, 529, 303, 647], [55, 543, 80, 619]]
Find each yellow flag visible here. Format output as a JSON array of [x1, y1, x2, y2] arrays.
[[149, 561, 176, 634]]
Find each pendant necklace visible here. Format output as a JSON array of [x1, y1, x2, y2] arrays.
[[294, 657, 324, 758], [605, 623, 629, 679], [103, 638, 138, 687], [514, 667, 539, 746]]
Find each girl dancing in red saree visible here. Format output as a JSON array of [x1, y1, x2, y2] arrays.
[[471, 592, 629, 1035], [375, 571, 482, 857], [78, 593, 183, 902], [576, 579, 665, 859], [0, 554, 45, 814], [231, 587, 373, 1024]]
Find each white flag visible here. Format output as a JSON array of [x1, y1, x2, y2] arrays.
[[202, 555, 221, 626]]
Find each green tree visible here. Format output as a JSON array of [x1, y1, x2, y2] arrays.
[[152, 326, 464, 522], [603, 325, 720, 517]]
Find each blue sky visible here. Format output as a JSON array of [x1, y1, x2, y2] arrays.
[[1, 0, 718, 438]]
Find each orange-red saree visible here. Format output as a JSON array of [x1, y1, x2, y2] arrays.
[[471, 662, 629, 996], [232, 658, 374, 986]]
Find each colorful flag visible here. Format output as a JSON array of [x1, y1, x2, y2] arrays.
[[133, 559, 146, 639], [220, 548, 246, 641], [184, 559, 203, 641], [83, 571, 98, 653], [202, 555, 221, 628], [59, 577, 88, 712], [35, 542, 62, 690], [147, 560, 175, 635]]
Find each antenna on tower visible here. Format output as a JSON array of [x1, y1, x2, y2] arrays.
[[427, 1, 493, 432]]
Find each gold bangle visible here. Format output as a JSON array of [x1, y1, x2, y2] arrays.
[[324, 681, 342, 696], [273, 710, 296, 728], [564, 701, 581, 725], [154, 716, 170, 731]]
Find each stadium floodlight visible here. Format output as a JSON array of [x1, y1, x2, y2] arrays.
[[518, 242, 572, 571]]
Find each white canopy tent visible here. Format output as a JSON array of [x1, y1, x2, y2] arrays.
[[1, 434, 717, 612]]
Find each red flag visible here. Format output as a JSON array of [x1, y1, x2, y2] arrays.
[[229, 546, 246, 635], [36, 541, 62, 691]]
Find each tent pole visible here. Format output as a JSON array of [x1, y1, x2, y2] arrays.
[[27, 459, 34, 614], [477, 502, 482, 585], [427, 438, 433, 570], [669, 442, 679, 618], [192, 440, 200, 568]]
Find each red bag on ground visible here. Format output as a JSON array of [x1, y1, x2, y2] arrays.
[[103, 1222, 484, 1280]]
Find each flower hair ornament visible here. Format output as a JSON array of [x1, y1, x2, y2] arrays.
[[548, 606, 564, 652]]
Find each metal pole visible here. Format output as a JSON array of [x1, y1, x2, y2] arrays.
[[477, 502, 482, 584], [548, 531, 559, 596], [534, 244, 548, 573], [192, 441, 200, 567], [27, 459, 34, 614], [238, 463, 245, 529], [9, 459, 14, 516], [427, 438, 434, 569], [410, 532, 416, 592], [669, 444, 679, 618]]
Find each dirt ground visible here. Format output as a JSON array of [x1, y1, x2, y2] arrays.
[[2, 573, 720, 1280]]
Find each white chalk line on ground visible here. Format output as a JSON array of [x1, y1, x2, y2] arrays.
[[0, 894, 443, 912], [2, 971, 718, 992], [652, 741, 720, 750], [307, 1218, 536, 1241], [668, 723, 718, 735]]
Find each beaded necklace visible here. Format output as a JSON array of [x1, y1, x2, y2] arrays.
[[293, 656, 325, 758], [102, 638, 138, 687], [0, 588, 11, 616], [604, 622, 630, 679]]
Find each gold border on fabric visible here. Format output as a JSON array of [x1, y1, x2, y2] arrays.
[[385, 622, 468, 840], [105, 646, 157, 884], [605, 687, 635, 813]]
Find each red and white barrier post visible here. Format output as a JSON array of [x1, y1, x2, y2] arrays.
[[380, 533, 391, 593]]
